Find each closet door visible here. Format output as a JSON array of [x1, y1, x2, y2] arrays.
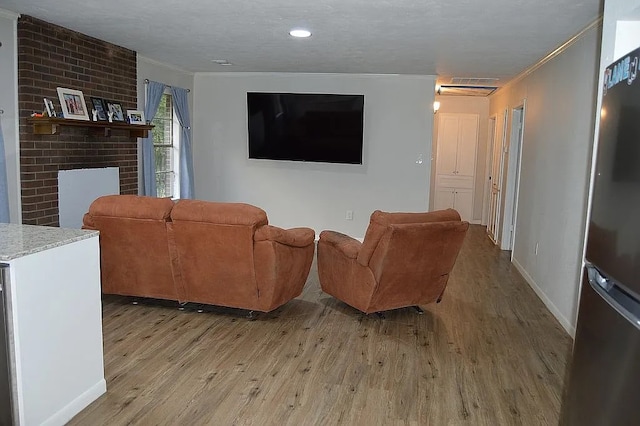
[[434, 113, 479, 222], [453, 189, 473, 223], [436, 115, 460, 176], [434, 187, 455, 211], [456, 115, 479, 179]]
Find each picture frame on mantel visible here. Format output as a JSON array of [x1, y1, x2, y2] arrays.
[[105, 100, 126, 122], [126, 110, 145, 125], [89, 97, 108, 121], [43, 98, 57, 118], [56, 87, 90, 121]]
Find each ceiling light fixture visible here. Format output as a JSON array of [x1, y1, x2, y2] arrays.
[[289, 28, 311, 38], [212, 59, 233, 66]]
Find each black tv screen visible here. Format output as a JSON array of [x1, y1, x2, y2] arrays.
[[247, 92, 364, 164]]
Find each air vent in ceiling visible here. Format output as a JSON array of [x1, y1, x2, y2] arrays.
[[437, 77, 499, 96], [437, 85, 498, 97], [449, 77, 500, 85]]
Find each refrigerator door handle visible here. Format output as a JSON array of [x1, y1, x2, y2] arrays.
[[586, 264, 640, 330]]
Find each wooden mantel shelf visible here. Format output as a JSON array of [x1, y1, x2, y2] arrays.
[[27, 117, 154, 138]]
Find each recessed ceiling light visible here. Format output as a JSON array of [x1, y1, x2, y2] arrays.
[[212, 59, 233, 66], [289, 28, 311, 38]]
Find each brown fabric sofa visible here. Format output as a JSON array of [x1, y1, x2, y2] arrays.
[[169, 200, 315, 312], [317, 208, 469, 314], [83, 195, 316, 312]]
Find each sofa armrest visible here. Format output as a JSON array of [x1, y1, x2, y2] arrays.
[[319, 230, 361, 259], [82, 213, 96, 230], [254, 225, 315, 247]]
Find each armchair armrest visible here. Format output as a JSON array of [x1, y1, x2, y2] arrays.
[[319, 230, 362, 259], [254, 225, 315, 247]]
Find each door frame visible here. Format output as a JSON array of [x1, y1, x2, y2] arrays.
[[501, 101, 526, 253]]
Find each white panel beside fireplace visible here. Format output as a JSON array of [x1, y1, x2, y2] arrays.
[[58, 167, 119, 228]]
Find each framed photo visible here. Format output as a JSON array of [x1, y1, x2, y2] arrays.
[[104, 100, 125, 122], [43, 98, 57, 118], [56, 87, 90, 121], [126, 110, 146, 125], [90, 97, 108, 121]]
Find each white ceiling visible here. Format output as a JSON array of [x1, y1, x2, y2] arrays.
[[0, 0, 601, 86]]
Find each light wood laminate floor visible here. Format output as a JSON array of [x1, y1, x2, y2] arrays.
[[70, 225, 572, 425]]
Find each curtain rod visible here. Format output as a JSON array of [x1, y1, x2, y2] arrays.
[[144, 79, 190, 93]]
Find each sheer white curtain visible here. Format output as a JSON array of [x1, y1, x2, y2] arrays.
[[170, 86, 194, 199], [141, 81, 166, 196]]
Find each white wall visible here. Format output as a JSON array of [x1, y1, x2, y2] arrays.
[[489, 25, 601, 335], [0, 9, 20, 223], [192, 73, 435, 237], [136, 55, 194, 194], [431, 96, 490, 223]]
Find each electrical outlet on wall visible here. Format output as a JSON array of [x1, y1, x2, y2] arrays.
[[346, 210, 353, 220]]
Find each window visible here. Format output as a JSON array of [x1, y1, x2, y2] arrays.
[[152, 92, 180, 198]]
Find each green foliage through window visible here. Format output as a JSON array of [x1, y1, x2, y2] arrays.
[[152, 94, 175, 198]]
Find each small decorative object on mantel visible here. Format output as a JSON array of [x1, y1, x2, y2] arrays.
[[126, 110, 145, 125], [43, 98, 57, 118], [91, 109, 98, 121], [89, 97, 108, 121], [56, 87, 90, 121], [104, 100, 125, 122], [107, 111, 114, 123]]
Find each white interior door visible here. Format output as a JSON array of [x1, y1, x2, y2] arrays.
[[487, 111, 507, 243], [453, 188, 473, 223], [434, 187, 455, 211], [456, 115, 480, 179], [501, 104, 525, 252], [435, 115, 460, 175], [482, 117, 496, 226]]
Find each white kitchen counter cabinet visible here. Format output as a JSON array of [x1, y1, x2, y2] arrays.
[[0, 223, 105, 425]]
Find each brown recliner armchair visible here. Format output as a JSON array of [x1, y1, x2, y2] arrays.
[[317, 208, 469, 314], [169, 200, 316, 312]]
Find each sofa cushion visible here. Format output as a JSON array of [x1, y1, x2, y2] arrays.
[[88, 194, 174, 220], [171, 200, 268, 226]]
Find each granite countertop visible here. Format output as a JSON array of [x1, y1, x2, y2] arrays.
[[0, 223, 98, 261]]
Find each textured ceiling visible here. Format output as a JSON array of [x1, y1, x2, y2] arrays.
[[0, 0, 601, 86]]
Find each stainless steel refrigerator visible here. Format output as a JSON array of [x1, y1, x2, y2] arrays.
[[561, 47, 640, 425]]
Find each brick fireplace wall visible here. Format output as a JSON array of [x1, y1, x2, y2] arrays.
[[18, 16, 138, 226]]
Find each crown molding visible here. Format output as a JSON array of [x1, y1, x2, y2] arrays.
[[495, 16, 603, 94], [0, 8, 19, 20], [137, 55, 194, 75], [193, 71, 437, 80]]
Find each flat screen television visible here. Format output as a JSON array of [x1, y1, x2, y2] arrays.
[[247, 92, 364, 164]]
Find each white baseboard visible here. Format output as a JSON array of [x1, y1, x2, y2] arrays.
[[512, 258, 576, 338], [42, 379, 106, 426]]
